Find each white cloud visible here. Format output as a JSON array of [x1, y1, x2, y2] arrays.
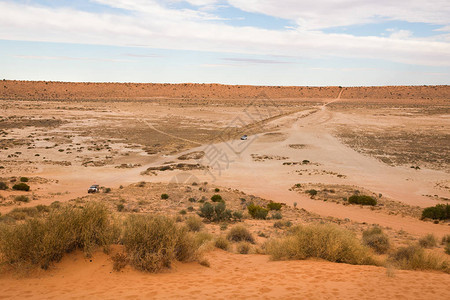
[[389, 29, 413, 39], [0, 1, 449, 67], [226, 0, 450, 29]]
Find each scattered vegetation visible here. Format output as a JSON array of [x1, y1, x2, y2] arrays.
[[266, 223, 374, 265], [161, 193, 169, 200], [227, 225, 254, 243], [421, 204, 450, 220], [20, 177, 29, 182], [362, 227, 390, 254], [12, 183, 30, 191], [247, 203, 268, 220], [348, 195, 377, 206]]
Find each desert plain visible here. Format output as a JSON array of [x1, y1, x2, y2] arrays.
[[0, 81, 449, 299]]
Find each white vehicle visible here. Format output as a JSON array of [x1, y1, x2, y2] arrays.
[[240, 135, 248, 140], [88, 184, 99, 193]]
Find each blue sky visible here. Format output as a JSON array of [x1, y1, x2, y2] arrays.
[[0, 0, 449, 86]]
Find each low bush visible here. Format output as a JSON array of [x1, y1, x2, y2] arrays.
[[0, 202, 117, 270], [14, 195, 30, 203], [211, 194, 223, 202], [247, 203, 268, 220], [12, 183, 30, 191], [227, 225, 254, 243], [198, 202, 232, 222], [271, 212, 283, 220], [214, 236, 230, 250], [421, 204, 450, 220], [161, 194, 169, 200], [179, 209, 187, 215], [418, 234, 437, 248], [112, 252, 128, 271], [185, 215, 203, 232], [266, 223, 374, 265], [236, 242, 251, 254], [117, 203, 125, 212], [305, 189, 317, 197], [232, 211, 243, 221], [20, 177, 29, 182], [362, 227, 390, 254], [267, 201, 282, 211], [348, 195, 377, 206], [214, 188, 220, 192], [0, 182, 8, 190], [273, 220, 292, 229], [104, 187, 111, 193], [390, 245, 449, 273], [122, 215, 199, 272]]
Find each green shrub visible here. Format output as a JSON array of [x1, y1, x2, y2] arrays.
[[188, 197, 196, 203], [305, 189, 317, 196], [198, 202, 231, 222], [227, 225, 254, 243], [418, 234, 437, 248], [214, 188, 220, 192], [267, 201, 282, 211], [247, 203, 268, 220], [199, 202, 215, 221], [14, 195, 30, 203], [445, 243, 450, 255], [266, 223, 374, 265], [122, 215, 198, 272], [442, 234, 450, 245], [179, 209, 187, 215], [185, 215, 203, 232], [12, 183, 30, 191], [421, 204, 450, 220], [161, 194, 169, 199], [20, 177, 29, 182], [0, 202, 116, 270], [362, 227, 390, 254], [390, 245, 449, 272], [0, 182, 8, 190], [236, 242, 251, 254], [348, 195, 377, 206], [104, 187, 111, 193], [214, 236, 230, 251], [211, 194, 223, 202]]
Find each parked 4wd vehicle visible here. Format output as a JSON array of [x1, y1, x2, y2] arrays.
[[240, 135, 248, 140], [88, 184, 99, 193]]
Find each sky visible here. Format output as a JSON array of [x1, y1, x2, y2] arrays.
[[0, 0, 449, 86]]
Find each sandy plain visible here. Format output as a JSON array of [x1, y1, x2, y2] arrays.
[[0, 81, 449, 299]]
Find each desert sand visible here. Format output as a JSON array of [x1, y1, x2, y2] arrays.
[[0, 81, 449, 299]]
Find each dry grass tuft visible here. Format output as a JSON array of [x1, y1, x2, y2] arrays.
[[266, 223, 374, 265]]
